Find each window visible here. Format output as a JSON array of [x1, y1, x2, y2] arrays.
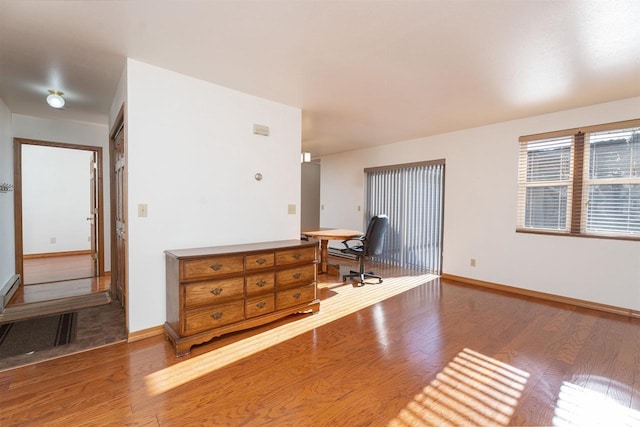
[[517, 119, 640, 240], [520, 136, 573, 231], [584, 128, 640, 235]]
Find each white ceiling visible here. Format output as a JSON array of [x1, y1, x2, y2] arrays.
[[1, 0, 639, 157]]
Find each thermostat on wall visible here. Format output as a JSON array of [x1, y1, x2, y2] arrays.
[[253, 124, 269, 136]]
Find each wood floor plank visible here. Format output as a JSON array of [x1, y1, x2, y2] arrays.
[[0, 261, 638, 426], [23, 254, 94, 285]]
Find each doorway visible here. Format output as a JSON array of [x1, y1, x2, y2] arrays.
[[365, 160, 445, 274], [13, 138, 105, 299]]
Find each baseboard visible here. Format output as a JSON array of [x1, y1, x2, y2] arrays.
[[128, 325, 165, 343], [441, 273, 640, 319], [23, 250, 92, 259]]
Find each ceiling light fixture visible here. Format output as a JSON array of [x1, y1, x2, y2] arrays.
[[46, 90, 65, 109]]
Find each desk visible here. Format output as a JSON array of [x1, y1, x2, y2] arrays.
[[302, 229, 363, 273]]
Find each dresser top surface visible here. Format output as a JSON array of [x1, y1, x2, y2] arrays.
[[165, 239, 316, 259]]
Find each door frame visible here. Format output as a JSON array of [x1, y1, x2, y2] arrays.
[[89, 151, 99, 277], [13, 138, 105, 283]]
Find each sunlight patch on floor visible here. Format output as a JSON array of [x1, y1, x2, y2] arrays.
[[390, 348, 529, 426], [145, 273, 437, 396], [552, 381, 640, 426]]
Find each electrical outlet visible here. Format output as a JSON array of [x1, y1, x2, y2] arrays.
[[50, 237, 56, 244], [357, 205, 361, 211], [470, 258, 476, 267], [288, 204, 296, 214]]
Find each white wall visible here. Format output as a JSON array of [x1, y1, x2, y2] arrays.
[[21, 145, 93, 254], [109, 64, 127, 131], [124, 59, 302, 332], [320, 97, 640, 311], [0, 97, 14, 287], [12, 115, 111, 268]]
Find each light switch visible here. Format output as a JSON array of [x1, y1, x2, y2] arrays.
[[138, 203, 148, 217], [288, 204, 296, 214]]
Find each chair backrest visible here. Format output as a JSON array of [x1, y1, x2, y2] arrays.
[[364, 214, 389, 257]]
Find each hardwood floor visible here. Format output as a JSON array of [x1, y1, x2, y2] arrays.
[[23, 254, 94, 285], [2, 255, 111, 325], [1, 259, 638, 426], [8, 276, 111, 306], [2, 273, 112, 324]]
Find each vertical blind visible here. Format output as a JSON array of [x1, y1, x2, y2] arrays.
[[365, 160, 445, 274]]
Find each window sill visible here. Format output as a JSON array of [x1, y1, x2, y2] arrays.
[[515, 228, 640, 242]]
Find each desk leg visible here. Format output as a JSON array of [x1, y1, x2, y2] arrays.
[[319, 239, 328, 273]]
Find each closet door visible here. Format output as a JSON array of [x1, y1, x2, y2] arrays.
[[111, 114, 127, 310]]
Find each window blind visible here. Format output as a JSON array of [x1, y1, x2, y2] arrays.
[[517, 119, 640, 240], [583, 126, 640, 235], [365, 160, 444, 274], [517, 136, 574, 231]]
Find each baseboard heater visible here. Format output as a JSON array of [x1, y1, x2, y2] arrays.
[[0, 274, 20, 313], [328, 247, 357, 260]]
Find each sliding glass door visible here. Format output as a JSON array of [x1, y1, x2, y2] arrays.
[[365, 160, 445, 274]]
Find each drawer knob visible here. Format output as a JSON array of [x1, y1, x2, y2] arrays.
[[210, 288, 223, 296], [256, 301, 266, 309], [211, 312, 223, 320], [210, 263, 223, 271], [256, 258, 266, 265], [256, 280, 266, 287], [293, 292, 301, 299], [293, 253, 302, 260], [293, 273, 301, 279]]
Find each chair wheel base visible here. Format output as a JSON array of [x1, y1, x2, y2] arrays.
[[343, 269, 383, 286]]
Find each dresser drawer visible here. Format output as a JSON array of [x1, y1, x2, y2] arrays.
[[245, 271, 275, 296], [183, 277, 244, 309], [276, 247, 316, 266], [276, 264, 315, 290], [183, 301, 245, 335], [182, 255, 244, 280], [276, 284, 316, 310], [245, 295, 275, 319], [245, 252, 275, 271]]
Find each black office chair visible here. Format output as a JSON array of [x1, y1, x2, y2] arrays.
[[341, 215, 389, 286]]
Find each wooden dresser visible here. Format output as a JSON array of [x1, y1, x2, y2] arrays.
[[164, 239, 319, 356]]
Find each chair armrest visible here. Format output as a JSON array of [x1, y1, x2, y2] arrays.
[[341, 238, 365, 250]]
